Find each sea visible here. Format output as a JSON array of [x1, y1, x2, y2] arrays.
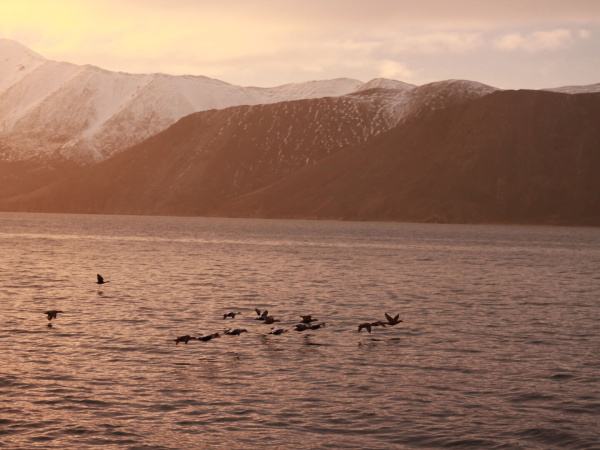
[[1, 212, 599, 449]]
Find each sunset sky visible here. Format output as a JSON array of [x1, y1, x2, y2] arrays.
[[1, 0, 598, 89]]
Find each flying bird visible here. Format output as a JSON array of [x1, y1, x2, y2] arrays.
[[223, 311, 241, 319], [174, 335, 197, 345], [255, 308, 268, 320], [269, 326, 288, 335], [357, 323, 372, 333], [385, 313, 403, 326], [358, 321, 387, 333], [97, 274, 109, 284], [300, 315, 317, 324], [198, 332, 221, 342], [224, 328, 248, 336], [263, 316, 280, 324], [44, 310, 63, 321]]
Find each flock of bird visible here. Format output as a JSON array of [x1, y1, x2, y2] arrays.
[[174, 309, 404, 346], [42, 274, 404, 341]]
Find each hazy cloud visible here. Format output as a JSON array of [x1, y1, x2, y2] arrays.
[[579, 29, 591, 39], [379, 60, 416, 80], [385, 32, 485, 54], [1, 0, 599, 88], [493, 29, 577, 52]]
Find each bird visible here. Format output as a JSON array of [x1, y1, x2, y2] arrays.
[[269, 326, 288, 335], [224, 328, 247, 336], [293, 323, 311, 332], [358, 321, 387, 333], [97, 274, 109, 284], [198, 332, 220, 342], [309, 323, 326, 330], [255, 308, 268, 320], [385, 313, 403, 326], [174, 335, 196, 345], [223, 311, 241, 319], [263, 316, 280, 324], [357, 322, 372, 333], [44, 310, 63, 321], [300, 315, 317, 324]]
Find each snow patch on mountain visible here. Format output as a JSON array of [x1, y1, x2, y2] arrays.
[[0, 40, 372, 162], [0, 39, 46, 92], [3, 38, 594, 165], [351, 78, 415, 93], [543, 83, 600, 94]]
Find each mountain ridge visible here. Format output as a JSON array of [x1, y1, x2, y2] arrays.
[[0, 39, 377, 162], [2, 89, 599, 226], [219, 89, 600, 225], [1, 39, 599, 226]]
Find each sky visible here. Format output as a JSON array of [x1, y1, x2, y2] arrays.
[[0, 0, 599, 89]]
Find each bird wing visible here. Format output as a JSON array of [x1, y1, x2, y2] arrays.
[[385, 312, 393, 322], [97, 274, 103, 283]]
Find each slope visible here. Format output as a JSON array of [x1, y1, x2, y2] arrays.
[[0, 90, 400, 215], [219, 90, 600, 225]]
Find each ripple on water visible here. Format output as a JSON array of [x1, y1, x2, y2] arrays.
[[1, 215, 599, 448]]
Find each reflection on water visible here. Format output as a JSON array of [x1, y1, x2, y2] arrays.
[[1, 213, 599, 449]]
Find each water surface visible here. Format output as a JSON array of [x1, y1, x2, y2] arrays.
[[1, 213, 599, 449]]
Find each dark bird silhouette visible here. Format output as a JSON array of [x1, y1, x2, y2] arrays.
[[199, 332, 221, 342], [293, 323, 311, 332], [44, 310, 63, 321], [358, 321, 387, 333], [263, 316, 280, 324], [224, 328, 248, 336], [357, 323, 371, 333], [300, 315, 317, 324], [97, 274, 109, 284], [310, 322, 326, 330], [174, 335, 196, 345], [269, 326, 288, 335], [255, 308, 268, 320], [223, 311, 241, 319], [385, 313, 403, 326]]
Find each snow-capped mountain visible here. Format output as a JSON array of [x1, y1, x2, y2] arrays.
[[0, 39, 367, 162], [2, 38, 599, 226], [2, 88, 599, 226]]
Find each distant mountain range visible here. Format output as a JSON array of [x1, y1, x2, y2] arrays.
[[1, 39, 599, 225]]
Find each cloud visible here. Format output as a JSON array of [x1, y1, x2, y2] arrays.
[[379, 60, 416, 80], [385, 32, 484, 54], [493, 29, 576, 52], [1, 0, 598, 88], [579, 29, 591, 39]]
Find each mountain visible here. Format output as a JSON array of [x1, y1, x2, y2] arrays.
[[220, 89, 600, 225], [0, 39, 367, 163], [2, 87, 599, 226], [1, 39, 598, 226], [0, 39, 408, 202], [0, 89, 417, 214], [544, 83, 600, 94]]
